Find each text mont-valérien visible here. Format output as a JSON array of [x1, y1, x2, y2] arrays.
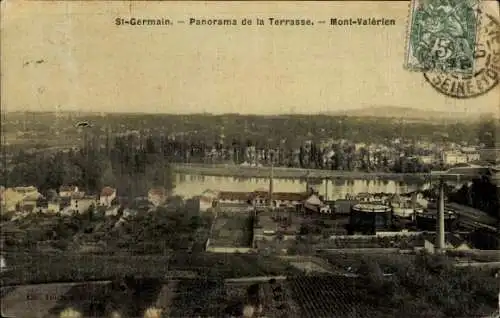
[[330, 18, 396, 26]]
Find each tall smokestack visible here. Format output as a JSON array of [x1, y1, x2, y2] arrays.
[[305, 171, 310, 194], [324, 179, 328, 201], [437, 179, 446, 253], [269, 155, 274, 210], [411, 192, 416, 210]]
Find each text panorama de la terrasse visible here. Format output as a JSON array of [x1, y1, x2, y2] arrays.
[[115, 17, 397, 26]]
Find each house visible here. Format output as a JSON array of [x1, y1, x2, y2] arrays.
[[303, 194, 330, 213], [99, 187, 117, 207], [199, 189, 219, 212], [442, 151, 468, 165], [423, 233, 472, 254], [2, 186, 42, 212], [1, 188, 26, 212], [217, 191, 252, 206], [18, 189, 43, 213], [59, 185, 80, 198], [12, 186, 38, 196], [354, 193, 372, 202], [47, 200, 61, 213], [105, 206, 120, 217], [70, 196, 97, 214], [417, 155, 435, 164], [461, 149, 481, 162], [261, 192, 309, 208], [148, 187, 167, 207]]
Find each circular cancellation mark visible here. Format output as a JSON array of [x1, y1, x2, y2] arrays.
[[423, 13, 499, 99]]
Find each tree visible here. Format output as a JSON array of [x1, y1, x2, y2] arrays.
[[189, 215, 202, 230], [358, 260, 384, 290], [477, 118, 497, 148], [87, 204, 95, 222]]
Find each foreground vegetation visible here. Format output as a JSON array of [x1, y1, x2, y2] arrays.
[[2, 203, 211, 254], [315, 251, 499, 317], [2, 249, 497, 317], [1, 252, 300, 286]]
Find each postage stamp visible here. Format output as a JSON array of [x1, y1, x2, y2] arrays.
[[405, 0, 481, 75], [423, 12, 499, 99]]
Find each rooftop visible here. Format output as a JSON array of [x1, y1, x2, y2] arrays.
[[148, 187, 166, 196], [352, 203, 391, 212], [100, 187, 116, 197], [59, 185, 78, 192]]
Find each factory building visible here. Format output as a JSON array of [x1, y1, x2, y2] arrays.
[[348, 203, 392, 235], [390, 193, 423, 220], [415, 209, 457, 232]]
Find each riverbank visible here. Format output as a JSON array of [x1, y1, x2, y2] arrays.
[[172, 163, 429, 181]]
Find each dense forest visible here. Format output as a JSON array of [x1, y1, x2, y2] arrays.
[[3, 135, 173, 198]]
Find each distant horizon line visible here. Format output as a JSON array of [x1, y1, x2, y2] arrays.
[[2, 105, 496, 116]]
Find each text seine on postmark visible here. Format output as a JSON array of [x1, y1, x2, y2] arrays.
[[423, 12, 499, 99], [405, 0, 480, 75]]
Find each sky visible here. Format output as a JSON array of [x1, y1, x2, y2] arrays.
[[1, 1, 499, 115]]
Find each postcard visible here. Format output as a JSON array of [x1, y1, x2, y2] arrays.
[[1, 1, 499, 318]]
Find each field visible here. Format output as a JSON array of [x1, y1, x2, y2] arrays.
[[313, 234, 426, 249], [288, 261, 332, 274], [315, 251, 417, 274], [287, 276, 376, 318], [1, 277, 303, 318], [1, 252, 301, 286], [2, 268, 498, 317], [147, 277, 304, 318], [209, 214, 253, 248], [313, 251, 499, 317], [1, 278, 164, 318]]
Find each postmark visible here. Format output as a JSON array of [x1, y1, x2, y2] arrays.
[[423, 12, 499, 98], [405, 0, 480, 75]]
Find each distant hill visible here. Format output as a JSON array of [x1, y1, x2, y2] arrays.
[[323, 106, 497, 122], [4, 107, 497, 122]]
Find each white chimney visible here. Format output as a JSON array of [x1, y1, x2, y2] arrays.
[[0, 255, 6, 271], [437, 179, 446, 253]]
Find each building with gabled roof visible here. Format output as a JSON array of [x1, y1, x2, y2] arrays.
[[59, 185, 80, 198], [423, 233, 471, 254], [199, 189, 220, 212], [99, 186, 117, 207], [148, 187, 168, 207]]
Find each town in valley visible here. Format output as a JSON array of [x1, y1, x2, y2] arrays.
[[1, 109, 499, 318]]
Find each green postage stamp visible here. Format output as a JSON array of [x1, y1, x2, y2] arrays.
[[405, 0, 481, 75]]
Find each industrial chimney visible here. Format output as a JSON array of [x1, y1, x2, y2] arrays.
[[436, 178, 446, 253], [324, 179, 328, 201], [268, 155, 274, 211]]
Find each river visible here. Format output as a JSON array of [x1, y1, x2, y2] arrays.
[[172, 173, 433, 200]]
